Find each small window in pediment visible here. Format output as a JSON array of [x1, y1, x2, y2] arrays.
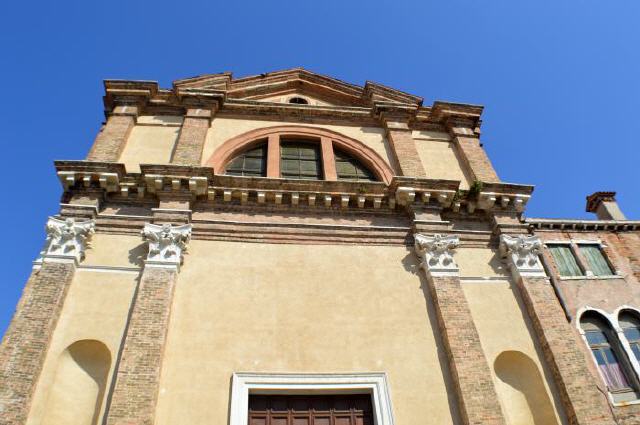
[[288, 96, 309, 105]]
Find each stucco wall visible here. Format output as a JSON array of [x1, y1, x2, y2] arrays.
[[26, 270, 138, 425], [201, 118, 396, 173], [119, 119, 181, 173], [462, 279, 566, 425], [412, 131, 472, 189], [155, 240, 460, 425]]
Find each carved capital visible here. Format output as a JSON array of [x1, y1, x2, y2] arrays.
[[142, 223, 192, 271], [414, 233, 460, 277], [40, 217, 95, 264], [499, 234, 546, 278]]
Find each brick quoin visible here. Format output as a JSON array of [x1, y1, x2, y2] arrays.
[[0, 261, 76, 425], [515, 276, 616, 425], [171, 113, 211, 166], [87, 113, 136, 162], [105, 266, 178, 425], [426, 274, 506, 425]]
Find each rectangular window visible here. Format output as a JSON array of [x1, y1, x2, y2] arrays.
[[548, 244, 583, 277], [579, 244, 614, 276]]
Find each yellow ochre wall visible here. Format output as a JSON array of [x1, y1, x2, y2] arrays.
[[155, 241, 460, 425], [461, 273, 566, 424], [115, 116, 473, 186], [27, 234, 142, 425]]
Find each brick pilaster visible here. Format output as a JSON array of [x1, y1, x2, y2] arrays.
[[0, 261, 76, 425], [447, 119, 499, 182], [382, 118, 426, 177], [414, 234, 506, 425], [0, 216, 94, 425], [515, 276, 616, 425], [170, 108, 212, 166], [499, 234, 616, 425], [87, 105, 138, 162], [105, 222, 191, 425], [104, 266, 178, 425]]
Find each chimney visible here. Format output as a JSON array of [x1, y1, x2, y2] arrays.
[[586, 191, 627, 220]]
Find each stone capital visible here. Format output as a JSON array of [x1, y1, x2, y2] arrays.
[[414, 233, 460, 277], [499, 234, 546, 278], [142, 223, 192, 271], [40, 217, 95, 264]]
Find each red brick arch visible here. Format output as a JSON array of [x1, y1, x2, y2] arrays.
[[205, 125, 394, 184]]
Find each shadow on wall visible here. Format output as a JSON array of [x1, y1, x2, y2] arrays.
[[494, 351, 558, 425], [42, 340, 111, 425]]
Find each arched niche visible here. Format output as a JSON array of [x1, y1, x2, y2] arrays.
[[42, 340, 111, 425], [494, 351, 558, 425]]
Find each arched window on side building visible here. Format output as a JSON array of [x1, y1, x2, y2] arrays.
[[620, 311, 640, 363], [580, 311, 638, 401]]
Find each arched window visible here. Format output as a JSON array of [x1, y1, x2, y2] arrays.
[[335, 149, 376, 181], [213, 126, 394, 183], [620, 311, 640, 362], [280, 140, 322, 180], [580, 312, 635, 394], [288, 97, 309, 105], [225, 141, 267, 177]]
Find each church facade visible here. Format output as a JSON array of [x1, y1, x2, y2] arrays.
[[1, 69, 639, 425]]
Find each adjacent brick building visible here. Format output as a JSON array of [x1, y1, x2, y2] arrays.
[[0, 68, 638, 425]]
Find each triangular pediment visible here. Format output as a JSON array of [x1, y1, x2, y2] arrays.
[[173, 68, 423, 108]]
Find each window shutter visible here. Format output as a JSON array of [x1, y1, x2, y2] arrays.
[[580, 245, 614, 276], [548, 245, 583, 277]]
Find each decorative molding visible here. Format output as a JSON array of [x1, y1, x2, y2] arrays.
[[230, 373, 395, 425], [141, 223, 192, 270], [499, 234, 546, 278], [38, 217, 95, 264], [414, 233, 460, 277]]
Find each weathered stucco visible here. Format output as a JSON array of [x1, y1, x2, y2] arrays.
[[26, 270, 138, 425], [201, 118, 396, 174], [119, 123, 180, 173], [155, 240, 460, 425]]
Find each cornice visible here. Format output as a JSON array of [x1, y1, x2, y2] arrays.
[[527, 218, 640, 232], [99, 69, 485, 130]]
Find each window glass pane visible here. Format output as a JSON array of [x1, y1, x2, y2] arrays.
[[592, 349, 606, 365], [225, 143, 267, 177], [624, 328, 640, 342], [334, 150, 376, 182], [586, 330, 608, 345], [632, 344, 640, 361], [548, 245, 583, 276], [280, 141, 322, 180], [579, 245, 614, 276]]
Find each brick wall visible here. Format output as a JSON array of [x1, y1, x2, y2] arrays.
[[453, 135, 499, 182], [385, 128, 426, 177], [426, 274, 506, 425], [0, 261, 76, 425], [171, 116, 210, 166], [87, 114, 136, 162], [516, 276, 616, 425], [105, 266, 178, 425]]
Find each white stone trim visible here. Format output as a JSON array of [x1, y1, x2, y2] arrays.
[[499, 234, 546, 278], [230, 373, 394, 425], [414, 234, 460, 277], [141, 223, 192, 271]]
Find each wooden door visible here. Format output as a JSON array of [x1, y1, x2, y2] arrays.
[[248, 394, 373, 425]]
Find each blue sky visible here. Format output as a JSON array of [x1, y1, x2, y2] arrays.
[[0, 0, 638, 334]]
